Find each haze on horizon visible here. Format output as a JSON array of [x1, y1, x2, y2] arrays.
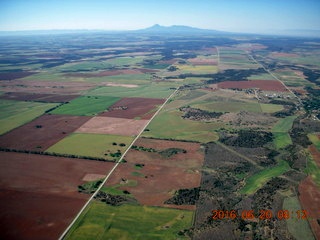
[[1, 0, 320, 35]]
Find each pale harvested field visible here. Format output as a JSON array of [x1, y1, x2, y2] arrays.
[[76, 116, 149, 136]]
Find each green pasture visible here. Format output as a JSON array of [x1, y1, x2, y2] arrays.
[[87, 83, 175, 99], [240, 160, 290, 195], [260, 103, 283, 113], [143, 64, 171, 69], [102, 180, 138, 196], [46, 133, 133, 161], [56, 61, 113, 72], [50, 96, 120, 116], [272, 116, 297, 133], [174, 64, 218, 74], [273, 132, 292, 149], [142, 109, 221, 143], [308, 134, 320, 151], [104, 56, 145, 67], [247, 73, 275, 80], [283, 197, 315, 240], [305, 155, 320, 186], [0, 99, 58, 135], [65, 201, 193, 240]]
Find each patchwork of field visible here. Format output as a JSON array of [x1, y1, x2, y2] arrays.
[[0, 32, 319, 240], [0, 114, 91, 151]]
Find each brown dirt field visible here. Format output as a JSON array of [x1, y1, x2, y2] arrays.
[[0, 92, 79, 103], [309, 145, 320, 167], [0, 151, 114, 240], [298, 176, 320, 239], [0, 71, 36, 80], [0, 114, 91, 151], [188, 58, 218, 65], [99, 97, 165, 120], [0, 80, 97, 94], [76, 116, 149, 136], [105, 138, 204, 210], [218, 80, 287, 92]]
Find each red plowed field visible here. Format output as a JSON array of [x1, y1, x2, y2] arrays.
[[298, 177, 320, 239], [218, 80, 287, 92], [0, 114, 91, 151], [106, 138, 204, 209], [0, 92, 79, 103], [0, 152, 114, 240], [99, 97, 165, 119], [309, 145, 320, 167]]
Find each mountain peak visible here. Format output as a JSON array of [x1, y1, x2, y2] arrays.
[[138, 24, 226, 35]]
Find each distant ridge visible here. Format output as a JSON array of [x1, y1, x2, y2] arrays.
[[135, 24, 228, 34]]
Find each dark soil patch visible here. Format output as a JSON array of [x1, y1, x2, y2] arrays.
[[99, 97, 165, 120], [0, 71, 36, 80]]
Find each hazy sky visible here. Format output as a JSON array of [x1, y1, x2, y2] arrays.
[[1, 0, 320, 33]]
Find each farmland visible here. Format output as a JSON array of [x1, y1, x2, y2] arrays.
[[0, 30, 319, 240]]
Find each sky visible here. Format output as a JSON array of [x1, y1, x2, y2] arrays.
[[0, 0, 320, 34]]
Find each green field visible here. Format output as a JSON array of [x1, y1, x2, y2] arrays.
[[50, 96, 120, 116], [260, 103, 283, 113], [247, 73, 276, 80], [56, 61, 113, 72], [65, 201, 193, 240], [0, 100, 58, 135], [272, 116, 297, 133], [46, 133, 134, 160], [308, 133, 320, 151], [142, 109, 220, 143], [273, 132, 292, 149], [104, 56, 145, 67], [87, 83, 175, 98], [305, 155, 320, 186], [283, 197, 315, 240], [240, 160, 290, 195], [174, 64, 218, 74]]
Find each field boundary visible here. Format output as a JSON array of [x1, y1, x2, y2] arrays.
[[59, 87, 179, 239]]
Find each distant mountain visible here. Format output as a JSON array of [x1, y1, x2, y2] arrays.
[[136, 24, 228, 35]]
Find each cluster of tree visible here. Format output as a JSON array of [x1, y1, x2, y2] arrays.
[[164, 187, 200, 205], [220, 130, 273, 148], [180, 107, 224, 121], [131, 145, 187, 158], [94, 191, 137, 206], [78, 179, 103, 194]]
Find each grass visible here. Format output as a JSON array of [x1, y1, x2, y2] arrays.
[[56, 61, 113, 71], [142, 109, 220, 143], [305, 154, 320, 186], [104, 56, 145, 67], [283, 197, 315, 240], [272, 116, 297, 133], [192, 101, 262, 113], [87, 83, 175, 99], [260, 103, 284, 113], [248, 73, 276, 80], [308, 133, 320, 151], [65, 201, 193, 240], [50, 96, 120, 116], [0, 99, 58, 135], [102, 180, 138, 196], [46, 133, 134, 161], [273, 132, 292, 149], [240, 160, 290, 195]]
